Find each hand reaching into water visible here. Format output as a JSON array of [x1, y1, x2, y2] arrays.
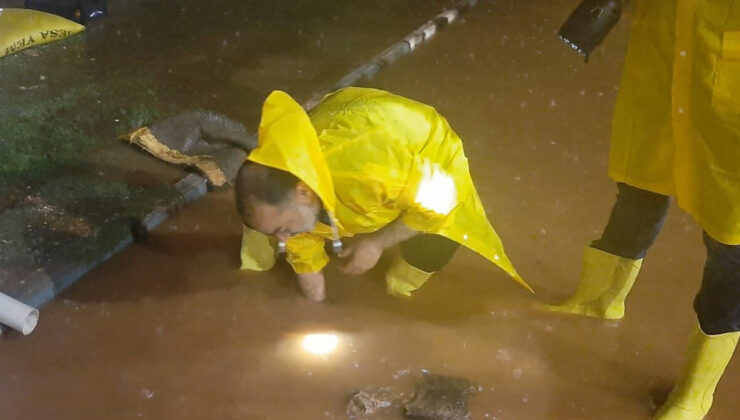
[[338, 238, 384, 276], [296, 271, 326, 301]]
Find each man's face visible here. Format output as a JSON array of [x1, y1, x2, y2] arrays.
[[243, 187, 320, 242]]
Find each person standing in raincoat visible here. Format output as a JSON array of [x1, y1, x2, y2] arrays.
[[235, 87, 532, 302], [549, 1, 740, 419]]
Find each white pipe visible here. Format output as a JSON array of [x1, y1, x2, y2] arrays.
[[0, 292, 39, 335]]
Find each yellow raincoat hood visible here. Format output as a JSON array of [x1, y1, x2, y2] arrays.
[[245, 88, 532, 292], [247, 91, 337, 217]]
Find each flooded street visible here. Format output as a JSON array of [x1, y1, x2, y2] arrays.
[[2, 0, 738, 419]]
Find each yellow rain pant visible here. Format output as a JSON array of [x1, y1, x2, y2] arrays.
[[0, 8, 84, 58]]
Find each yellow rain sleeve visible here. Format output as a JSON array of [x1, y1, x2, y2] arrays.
[[240, 227, 277, 271], [0, 9, 85, 58], [285, 233, 330, 274]]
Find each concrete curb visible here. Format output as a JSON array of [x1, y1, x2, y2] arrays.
[[2, 174, 206, 310], [0, 0, 478, 334]]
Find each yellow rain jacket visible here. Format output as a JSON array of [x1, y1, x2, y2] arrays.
[[609, 0, 740, 245], [246, 87, 531, 292]]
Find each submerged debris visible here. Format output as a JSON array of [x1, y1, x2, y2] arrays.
[[346, 387, 400, 418], [404, 374, 476, 420], [345, 373, 477, 419]]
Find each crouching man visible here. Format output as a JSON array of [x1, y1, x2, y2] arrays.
[[235, 87, 531, 301]]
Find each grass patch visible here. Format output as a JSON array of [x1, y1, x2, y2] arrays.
[[0, 44, 165, 194]]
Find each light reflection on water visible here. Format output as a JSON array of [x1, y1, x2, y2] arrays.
[[302, 332, 340, 355]]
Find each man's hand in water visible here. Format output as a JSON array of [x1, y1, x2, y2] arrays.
[[338, 238, 385, 276], [339, 219, 419, 276], [296, 272, 326, 301]]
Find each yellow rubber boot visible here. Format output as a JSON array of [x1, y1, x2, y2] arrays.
[[547, 245, 642, 319], [239, 226, 277, 271], [654, 328, 739, 420], [385, 256, 433, 297]]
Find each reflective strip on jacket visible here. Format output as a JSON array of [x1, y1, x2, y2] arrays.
[[609, 0, 740, 245], [246, 87, 532, 292]]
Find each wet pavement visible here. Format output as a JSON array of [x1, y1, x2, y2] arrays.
[[2, 0, 739, 419]]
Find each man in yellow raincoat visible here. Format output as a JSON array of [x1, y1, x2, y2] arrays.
[[550, 1, 740, 419], [235, 87, 532, 302]]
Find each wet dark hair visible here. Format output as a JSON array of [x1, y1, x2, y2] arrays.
[[235, 160, 301, 215]]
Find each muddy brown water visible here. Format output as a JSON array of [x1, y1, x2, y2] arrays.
[[2, 0, 739, 419]]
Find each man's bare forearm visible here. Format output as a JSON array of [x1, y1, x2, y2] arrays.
[[369, 218, 418, 250]]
